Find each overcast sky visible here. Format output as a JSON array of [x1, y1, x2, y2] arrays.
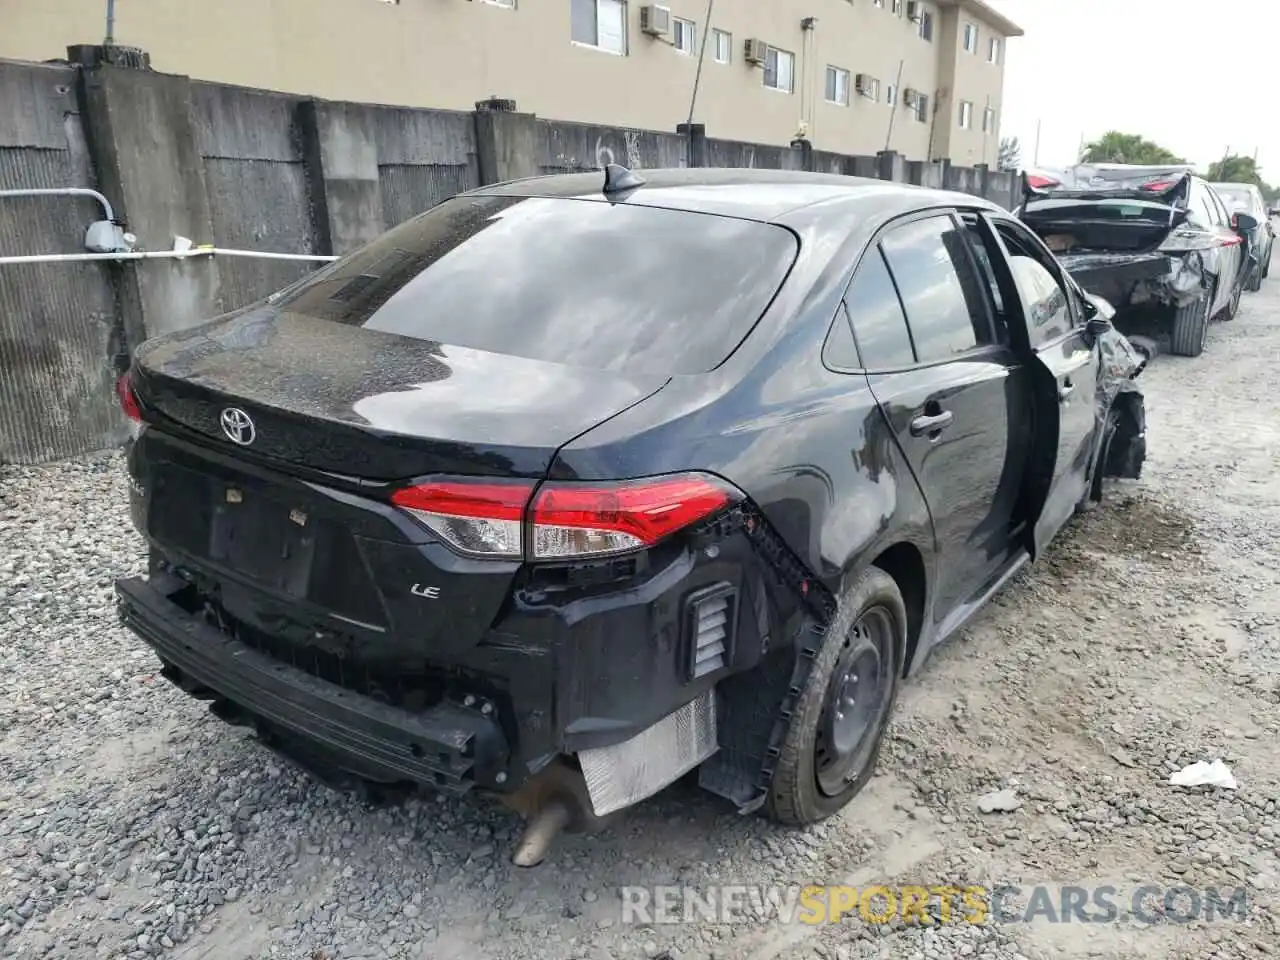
[[988, 1, 1272, 176]]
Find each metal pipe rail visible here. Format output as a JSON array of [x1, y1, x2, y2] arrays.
[[0, 247, 339, 266], [0, 187, 118, 222]]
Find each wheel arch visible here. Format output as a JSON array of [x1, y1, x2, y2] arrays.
[[869, 541, 928, 678]]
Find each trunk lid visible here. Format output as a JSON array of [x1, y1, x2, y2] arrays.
[[134, 305, 670, 481], [1018, 167, 1190, 257], [131, 308, 670, 659]]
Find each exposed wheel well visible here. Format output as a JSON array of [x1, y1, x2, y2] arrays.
[[871, 543, 926, 677]]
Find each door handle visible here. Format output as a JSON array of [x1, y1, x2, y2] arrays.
[[1058, 381, 1075, 402], [909, 410, 954, 437]]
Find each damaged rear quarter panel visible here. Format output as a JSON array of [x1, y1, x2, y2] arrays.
[[1093, 326, 1148, 481]]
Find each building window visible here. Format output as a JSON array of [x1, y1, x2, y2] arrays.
[[913, 93, 928, 123], [988, 36, 1002, 63], [483, 0, 516, 7], [958, 101, 973, 129], [764, 46, 795, 93], [962, 22, 978, 53], [918, 9, 933, 41], [673, 17, 696, 54], [886, 84, 896, 106], [571, 0, 627, 54], [825, 66, 850, 106], [856, 74, 881, 101], [983, 106, 997, 133], [873, 0, 885, 6], [713, 29, 732, 63], [892, 0, 903, 14]]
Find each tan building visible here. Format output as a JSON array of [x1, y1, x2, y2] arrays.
[[1, 0, 1021, 164]]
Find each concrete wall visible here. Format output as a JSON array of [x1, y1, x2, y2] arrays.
[[0, 53, 1019, 465], [0, 61, 127, 464], [0, 0, 1021, 163]]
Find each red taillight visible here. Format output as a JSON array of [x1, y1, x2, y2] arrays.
[[389, 472, 741, 560], [530, 473, 741, 559], [117, 372, 143, 422], [390, 480, 534, 559], [1140, 179, 1179, 192], [1026, 175, 1059, 189]]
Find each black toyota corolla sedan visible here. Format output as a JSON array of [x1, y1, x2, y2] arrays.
[[114, 167, 1148, 864]]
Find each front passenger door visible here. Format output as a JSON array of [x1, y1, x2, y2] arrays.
[[981, 215, 1099, 560]]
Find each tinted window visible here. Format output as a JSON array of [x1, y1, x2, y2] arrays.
[[273, 195, 799, 376], [960, 217, 1008, 342], [994, 222, 1074, 348], [879, 215, 993, 363], [844, 248, 915, 368]]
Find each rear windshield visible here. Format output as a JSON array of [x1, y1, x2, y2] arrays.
[[1023, 198, 1172, 220], [272, 194, 798, 376], [1214, 187, 1253, 209]]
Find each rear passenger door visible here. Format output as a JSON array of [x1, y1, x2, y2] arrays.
[[846, 211, 1032, 625], [979, 215, 1099, 560], [1192, 181, 1245, 312]]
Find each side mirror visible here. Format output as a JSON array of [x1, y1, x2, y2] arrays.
[[1086, 315, 1112, 338], [1083, 291, 1116, 323], [1233, 211, 1259, 234]]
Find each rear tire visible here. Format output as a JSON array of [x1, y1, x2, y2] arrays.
[[1247, 262, 1263, 293], [765, 567, 905, 826], [1217, 279, 1243, 322], [1169, 290, 1211, 357], [1088, 406, 1122, 505]]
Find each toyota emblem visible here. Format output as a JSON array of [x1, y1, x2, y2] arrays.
[[219, 407, 256, 445]]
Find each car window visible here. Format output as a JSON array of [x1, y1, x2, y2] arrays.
[[1190, 183, 1221, 227], [844, 248, 915, 368], [959, 214, 1009, 343], [823, 302, 863, 370], [878, 214, 994, 363], [1207, 188, 1232, 226], [271, 194, 799, 376], [990, 220, 1075, 348]]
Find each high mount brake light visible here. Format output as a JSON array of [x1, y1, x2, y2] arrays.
[[1140, 179, 1180, 192], [390, 473, 742, 561], [117, 372, 143, 423], [1026, 175, 1059, 189]]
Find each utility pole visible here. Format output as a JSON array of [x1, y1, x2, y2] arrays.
[[982, 94, 990, 165], [1033, 119, 1041, 166], [882, 59, 904, 152]]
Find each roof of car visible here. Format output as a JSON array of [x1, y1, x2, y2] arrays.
[[467, 167, 1003, 224]]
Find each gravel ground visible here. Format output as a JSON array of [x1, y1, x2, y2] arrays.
[[3, 271, 1279, 960]]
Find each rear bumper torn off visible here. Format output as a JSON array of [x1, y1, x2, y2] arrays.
[[115, 573, 511, 793]]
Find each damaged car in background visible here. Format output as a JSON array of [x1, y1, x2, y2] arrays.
[[112, 168, 1148, 868], [1210, 181, 1274, 292], [1017, 163, 1256, 358]]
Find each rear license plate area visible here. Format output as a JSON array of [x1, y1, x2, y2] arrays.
[[149, 464, 319, 597], [209, 489, 317, 596]]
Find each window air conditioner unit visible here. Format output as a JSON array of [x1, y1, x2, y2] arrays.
[[640, 5, 672, 37], [903, 87, 920, 106], [854, 73, 876, 97], [744, 38, 769, 65], [906, 1, 923, 22]]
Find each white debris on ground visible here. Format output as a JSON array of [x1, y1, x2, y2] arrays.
[[2, 276, 1280, 960]]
